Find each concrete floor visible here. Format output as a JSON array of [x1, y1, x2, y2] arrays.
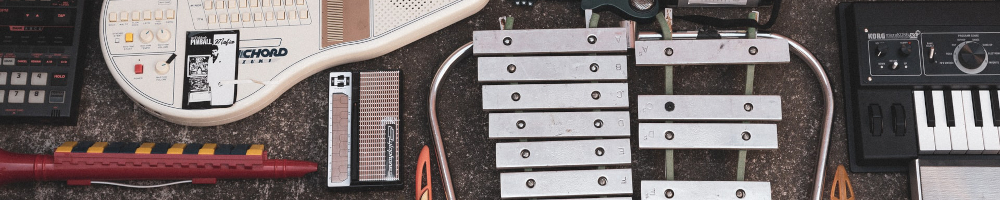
[[0, 0, 917, 199]]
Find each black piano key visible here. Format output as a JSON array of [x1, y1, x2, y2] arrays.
[[150, 143, 171, 154], [973, 90, 984, 127], [993, 90, 1000, 126], [182, 143, 203, 154], [103, 142, 126, 153], [214, 144, 234, 155], [944, 90, 956, 127], [925, 89, 936, 127], [71, 141, 95, 153], [118, 142, 141, 154], [231, 144, 251, 155]]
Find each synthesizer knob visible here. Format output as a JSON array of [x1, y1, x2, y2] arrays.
[[873, 43, 889, 57], [899, 43, 912, 57], [139, 29, 154, 43], [955, 41, 988, 70], [155, 61, 170, 75], [156, 29, 171, 43]]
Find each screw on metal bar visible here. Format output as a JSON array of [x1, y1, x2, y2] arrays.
[[595, 147, 605, 156], [665, 131, 674, 140], [594, 119, 604, 128], [520, 149, 530, 158], [665, 102, 675, 111], [598, 176, 607, 186], [664, 48, 674, 56], [749, 46, 759, 55], [665, 189, 675, 198], [526, 179, 535, 188], [587, 35, 597, 44], [591, 91, 601, 99], [516, 120, 526, 129], [736, 189, 746, 198], [742, 131, 751, 141], [590, 63, 599, 72], [503, 37, 512, 45], [744, 103, 753, 112], [507, 64, 516, 73], [512, 92, 521, 101]]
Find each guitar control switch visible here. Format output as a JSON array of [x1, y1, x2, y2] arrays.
[[869, 104, 883, 136]]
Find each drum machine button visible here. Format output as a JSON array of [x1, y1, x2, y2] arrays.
[[125, 33, 134, 43], [135, 64, 144, 74], [155, 10, 164, 20]]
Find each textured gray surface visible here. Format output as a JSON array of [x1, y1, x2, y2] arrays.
[[0, 0, 916, 199]]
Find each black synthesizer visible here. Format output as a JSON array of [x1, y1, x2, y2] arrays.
[[0, 0, 85, 124]]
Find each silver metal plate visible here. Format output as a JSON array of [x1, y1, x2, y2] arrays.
[[911, 158, 1000, 200], [501, 169, 633, 199], [489, 112, 630, 139], [634, 39, 789, 66], [478, 56, 628, 82], [483, 83, 629, 111], [496, 139, 632, 169], [639, 180, 772, 200], [473, 28, 631, 55], [638, 95, 781, 121], [638, 123, 778, 150]]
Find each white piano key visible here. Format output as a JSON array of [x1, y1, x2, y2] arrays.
[[979, 90, 1000, 154], [950, 90, 969, 154], [932, 90, 952, 154], [963, 90, 984, 154], [914, 91, 936, 154]]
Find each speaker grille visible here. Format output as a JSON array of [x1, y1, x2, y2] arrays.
[[371, 0, 457, 36], [324, 0, 344, 42]]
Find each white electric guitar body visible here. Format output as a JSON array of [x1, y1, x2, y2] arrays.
[[99, 0, 487, 126]]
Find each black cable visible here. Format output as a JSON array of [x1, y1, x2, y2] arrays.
[[674, 0, 782, 30]]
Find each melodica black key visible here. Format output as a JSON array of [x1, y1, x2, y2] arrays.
[[944, 90, 956, 127]]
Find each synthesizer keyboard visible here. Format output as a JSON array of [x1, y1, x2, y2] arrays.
[[840, 3, 1000, 198], [99, 0, 487, 126], [839, 1, 1000, 172]]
